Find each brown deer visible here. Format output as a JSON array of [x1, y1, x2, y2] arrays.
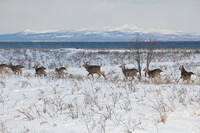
[[55, 66, 68, 78], [120, 64, 140, 80], [143, 67, 163, 83], [0, 64, 9, 76], [83, 58, 106, 79], [8, 63, 24, 75], [33, 65, 47, 77], [179, 65, 196, 84]]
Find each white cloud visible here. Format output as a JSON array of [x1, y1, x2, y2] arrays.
[[91, 1, 116, 13]]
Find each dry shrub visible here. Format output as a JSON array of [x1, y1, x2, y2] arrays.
[[68, 74, 84, 81]]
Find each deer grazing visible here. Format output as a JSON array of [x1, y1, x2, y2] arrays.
[[55, 66, 68, 78], [143, 67, 163, 83], [33, 65, 47, 77], [83, 56, 106, 80], [0, 64, 9, 76], [179, 65, 196, 84], [120, 64, 140, 80], [8, 63, 24, 75]]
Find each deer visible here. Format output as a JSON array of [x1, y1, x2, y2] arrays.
[[143, 67, 163, 83], [8, 63, 24, 75], [120, 64, 140, 80], [55, 66, 68, 78], [33, 65, 47, 77], [178, 65, 196, 84], [0, 64, 9, 76], [83, 56, 106, 80]]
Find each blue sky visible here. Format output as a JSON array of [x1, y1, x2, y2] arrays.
[[0, 0, 200, 34]]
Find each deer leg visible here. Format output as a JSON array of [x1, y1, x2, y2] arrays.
[[178, 77, 181, 83], [181, 79, 185, 84], [0, 73, 3, 78], [97, 73, 101, 79], [158, 78, 162, 84], [87, 73, 93, 79], [158, 75, 162, 84], [187, 79, 190, 85], [87, 73, 90, 78], [130, 76, 134, 80], [91, 74, 94, 79], [44, 73, 47, 77], [101, 72, 106, 80], [61, 74, 64, 78], [191, 80, 195, 85], [136, 74, 140, 80]]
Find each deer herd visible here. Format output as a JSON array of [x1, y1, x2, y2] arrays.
[[0, 61, 197, 85]]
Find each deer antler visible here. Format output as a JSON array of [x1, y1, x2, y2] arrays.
[[88, 55, 93, 64], [82, 54, 94, 64], [82, 55, 86, 63]]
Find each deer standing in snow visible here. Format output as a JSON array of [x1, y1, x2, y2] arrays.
[[120, 64, 140, 80], [0, 64, 9, 76], [33, 65, 47, 77], [55, 66, 68, 78], [143, 67, 163, 83], [8, 63, 24, 76], [178, 65, 196, 84], [83, 56, 106, 79]]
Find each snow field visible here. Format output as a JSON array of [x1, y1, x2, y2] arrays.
[[0, 49, 200, 133]]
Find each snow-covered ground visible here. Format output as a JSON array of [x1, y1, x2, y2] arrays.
[[0, 48, 200, 133]]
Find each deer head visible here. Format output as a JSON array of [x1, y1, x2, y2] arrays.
[[179, 65, 184, 71], [33, 65, 38, 70]]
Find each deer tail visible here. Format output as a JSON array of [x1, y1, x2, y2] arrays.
[[100, 66, 105, 74], [191, 74, 197, 81]]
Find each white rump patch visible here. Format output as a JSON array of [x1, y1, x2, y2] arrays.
[[136, 72, 139, 76], [63, 70, 67, 73], [160, 72, 164, 76], [191, 74, 197, 81], [100, 66, 104, 73]]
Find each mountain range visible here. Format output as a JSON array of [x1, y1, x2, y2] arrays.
[[0, 24, 200, 41]]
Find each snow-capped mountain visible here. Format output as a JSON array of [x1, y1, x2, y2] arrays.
[[22, 29, 59, 34], [0, 24, 199, 41]]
